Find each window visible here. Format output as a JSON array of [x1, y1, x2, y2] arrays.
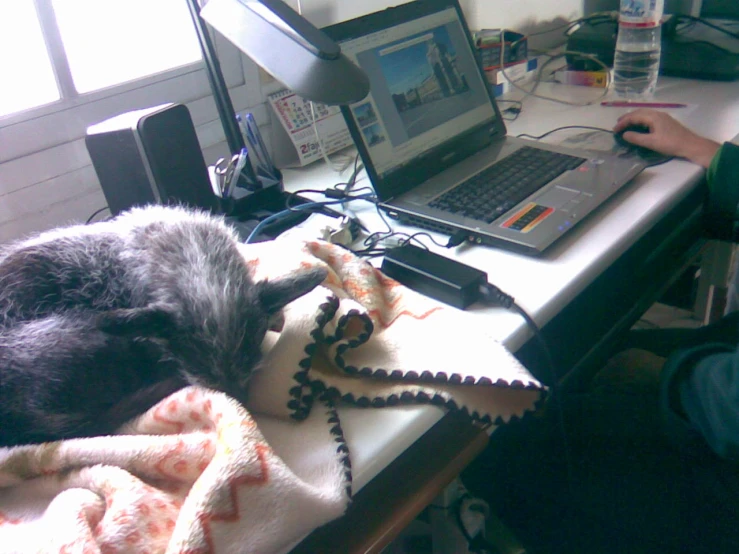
[[0, 0, 245, 161], [0, 0, 249, 243], [51, 0, 203, 94], [1, 0, 205, 118], [0, 2, 60, 116]]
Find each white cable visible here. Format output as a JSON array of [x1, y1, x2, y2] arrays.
[[293, 0, 347, 173], [496, 16, 614, 106]]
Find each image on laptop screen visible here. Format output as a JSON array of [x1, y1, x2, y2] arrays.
[[336, 5, 496, 179]]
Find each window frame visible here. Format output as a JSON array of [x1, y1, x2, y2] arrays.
[[0, 0, 245, 158]]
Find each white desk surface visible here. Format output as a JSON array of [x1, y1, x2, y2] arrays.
[[280, 76, 739, 493]]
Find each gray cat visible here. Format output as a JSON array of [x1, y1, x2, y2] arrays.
[[0, 205, 326, 447]]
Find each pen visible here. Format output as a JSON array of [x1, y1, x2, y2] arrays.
[[601, 101, 687, 108], [245, 113, 277, 179], [245, 112, 277, 179], [237, 114, 270, 181], [235, 114, 261, 186]]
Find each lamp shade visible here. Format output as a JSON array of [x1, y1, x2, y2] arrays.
[[200, 0, 370, 105]]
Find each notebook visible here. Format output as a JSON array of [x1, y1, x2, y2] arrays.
[[322, 0, 648, 256]]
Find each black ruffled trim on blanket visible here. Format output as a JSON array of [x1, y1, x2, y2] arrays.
[[289, 295, 340, 421], [290, 292, 544, 427], [327, 307, 542, 393], [322, 399, 354, 500], [324, 308, 374, 348], [313, 380, 546, 427], [313, 382, 468, 426], [335, 361, 542, 392]]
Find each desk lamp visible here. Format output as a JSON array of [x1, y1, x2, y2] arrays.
[[185, 0, 369, 227], [200, 0, 370, 105], [186, 0, 370, 157]]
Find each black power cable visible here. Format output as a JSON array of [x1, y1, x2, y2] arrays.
[[477, 281, 575, 498], [674, 14, 739, 40], [516, 125, 613, 141], [85, 206, 110, 224]]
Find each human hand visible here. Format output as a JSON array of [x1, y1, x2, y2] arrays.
[[589, 348, 666, 396], [613, 109, 721, 168]]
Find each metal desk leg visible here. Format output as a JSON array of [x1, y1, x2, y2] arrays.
[[693, 241, 736, 324]]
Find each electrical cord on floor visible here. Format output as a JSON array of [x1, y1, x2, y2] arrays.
[[452, 493, 498, 554]]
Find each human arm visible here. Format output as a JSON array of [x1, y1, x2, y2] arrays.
[[661, 345, 739, 459], [612, 111, 739, 457], [654, 124, 739, 457], [590, 345, 739, 458], [701, 140, 739, 241], [612, 109, 721, 168], [614, 109, 739, 240]]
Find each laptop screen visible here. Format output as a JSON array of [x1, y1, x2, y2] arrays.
[[330, 1, 498, 183]]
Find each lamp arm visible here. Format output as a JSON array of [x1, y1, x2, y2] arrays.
[[185, 0, 245, 156]]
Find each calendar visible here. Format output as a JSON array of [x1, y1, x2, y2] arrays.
[[267, 89, 354, 168]]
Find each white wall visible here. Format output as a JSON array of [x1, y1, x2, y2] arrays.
[[0, 0, 585, 243], [464, 0, 583, 47], [289, 0, 583, 48]]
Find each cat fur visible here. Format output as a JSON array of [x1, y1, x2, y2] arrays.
[[0, 205, 326, 446]]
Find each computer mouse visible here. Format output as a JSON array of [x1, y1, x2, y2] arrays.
[[612, 123, 670, 163], [613, 124, 652, 149]]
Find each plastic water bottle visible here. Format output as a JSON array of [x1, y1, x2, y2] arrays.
[[612, 0, 664, 99]]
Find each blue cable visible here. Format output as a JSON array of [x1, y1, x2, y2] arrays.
[[244, 197, 368, 244]]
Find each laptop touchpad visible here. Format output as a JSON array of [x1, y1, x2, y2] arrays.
[[535, 187, 580, 208]]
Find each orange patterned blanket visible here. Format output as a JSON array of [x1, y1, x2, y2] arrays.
[[0, 238, 543, 553]]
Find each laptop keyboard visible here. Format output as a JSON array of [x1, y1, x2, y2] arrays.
[[428, 146, 585, 223]]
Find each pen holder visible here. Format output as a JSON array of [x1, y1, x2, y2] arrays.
[[216, 170, 285, 218]]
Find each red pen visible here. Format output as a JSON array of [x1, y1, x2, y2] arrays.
[[601, 101, 687, 108]]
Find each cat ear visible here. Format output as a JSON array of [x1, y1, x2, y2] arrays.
[[257, 267, 327, 314], [96, 304, 177, 338]]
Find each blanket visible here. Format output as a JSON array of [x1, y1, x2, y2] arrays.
[[0, 238, 544, 553]]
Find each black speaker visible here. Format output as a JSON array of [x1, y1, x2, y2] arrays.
[[85, 103, 219, 216]]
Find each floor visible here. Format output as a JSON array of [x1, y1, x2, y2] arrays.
[[631, 301, 704, 331]]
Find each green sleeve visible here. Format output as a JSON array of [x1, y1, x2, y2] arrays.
[[660, 343, 736, 456], [704, 142, 739, 242]]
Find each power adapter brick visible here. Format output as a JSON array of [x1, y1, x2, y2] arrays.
[[381, 244, 488, 309]]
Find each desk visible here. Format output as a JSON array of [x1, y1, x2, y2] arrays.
[[287, 76, 739, 553]]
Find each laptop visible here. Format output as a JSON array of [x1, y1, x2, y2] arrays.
[[322, 0, 648, 256]]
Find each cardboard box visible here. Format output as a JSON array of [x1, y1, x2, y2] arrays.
[[485, 58, 539, 86], [553, 69, 609, 88]]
